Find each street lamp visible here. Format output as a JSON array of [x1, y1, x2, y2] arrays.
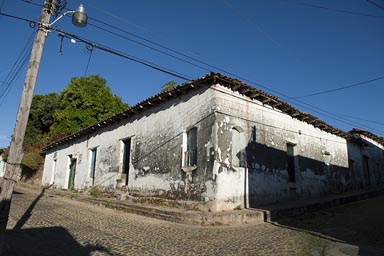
[[49, 4, 88, 28], [72, 4, 88, 27], [0, 2, 88, 252]]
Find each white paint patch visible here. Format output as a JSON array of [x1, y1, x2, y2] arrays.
[[213, 160, 220, 178], [130, 173, 171, 191], [216, 168, 244, 203], [217, 148, 222, 162]]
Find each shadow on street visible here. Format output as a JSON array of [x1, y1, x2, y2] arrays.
[[6, 187, 113, 256], [5, 226, 112, 256], [276, 195, 384, 256]]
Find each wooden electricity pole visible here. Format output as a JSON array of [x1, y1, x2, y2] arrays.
[[0, 0, 55, 254]]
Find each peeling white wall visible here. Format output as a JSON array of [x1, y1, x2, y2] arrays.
[[211, 84, 352, 207], [43, 87, 217, 197], [42, 81, 384, 210]]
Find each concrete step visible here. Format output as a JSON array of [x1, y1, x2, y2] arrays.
[[83, 197, 265, 226]]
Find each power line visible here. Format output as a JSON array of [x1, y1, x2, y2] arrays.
[[86, 21, 212, 73], [19, 0, 218, 74], [340, 114, 384, 126], [367, 0, 384, 11], [0, 30, 34, 106], [294, 75, 384, 99], [51, 28, 192, 81], [0, 12, 192, 81], [1, 11, 383, 136], [279, 0, 384, 18]]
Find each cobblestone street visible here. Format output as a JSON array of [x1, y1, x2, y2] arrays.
[[5, 186, 383, 256]]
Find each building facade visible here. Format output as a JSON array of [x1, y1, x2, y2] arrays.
[[42, 73, 384, 211]]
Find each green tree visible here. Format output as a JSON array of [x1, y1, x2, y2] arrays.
[[24, 93, 60, 145], [50, 75, 127, 137], [161, 80, 177, 92], [22, 93, 60, 170]]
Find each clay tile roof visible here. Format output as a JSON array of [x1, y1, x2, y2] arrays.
[[349, 128, 384, 146], [42, 72, 375, 151]]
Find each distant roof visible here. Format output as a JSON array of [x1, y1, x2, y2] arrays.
[[350, 128, 384, 146], [43, 73, 380, 151]]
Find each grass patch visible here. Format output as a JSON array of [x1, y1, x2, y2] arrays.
[[233, 205, 242, 210], [90, 186, 103, 198], [106, 199, 114, 208]]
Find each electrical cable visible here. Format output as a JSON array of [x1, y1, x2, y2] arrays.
[[1, 11, 383, 136], [84, 44, 93, 76], [367, 0, 384, 11], [0, 12, 192, 81], [86, 22, 213, 73], [0, 30, 34, 106], [294, 75, 384, 99], [278, 0, 384, 18]]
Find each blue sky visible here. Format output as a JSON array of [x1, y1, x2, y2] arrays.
[[0, 0, 383, 148]]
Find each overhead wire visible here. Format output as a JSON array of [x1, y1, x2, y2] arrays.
[[294, 75, 384, 99], [72, 3, 384, 135], [367, 0, 384, 11], [0, 30, 35, 106], [339, 114, 384, 126], [0, 12, 192, 80], [19, 0, 220, 74], [2, 6, 384, 135], [278, 0, 384, 18]]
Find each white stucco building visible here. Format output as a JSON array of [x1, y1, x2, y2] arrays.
[[42, 73, 384, 211]]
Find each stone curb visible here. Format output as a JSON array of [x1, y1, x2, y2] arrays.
[[13, 182, 384, 226], [14, 182, 265, 226]]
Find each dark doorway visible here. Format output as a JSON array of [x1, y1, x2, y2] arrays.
[[363, 155, 370, 186], [123, 139, 131, 186], [287, 144, 296, 183], [68, 156, 77, 189]]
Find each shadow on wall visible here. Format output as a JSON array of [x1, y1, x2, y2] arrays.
[[5, 226, 112, 256], [240, 127, 373, 208]]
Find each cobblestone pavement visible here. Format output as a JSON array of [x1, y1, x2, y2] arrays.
[[279, 194, 384, 256], [6, 186, 370, 256]]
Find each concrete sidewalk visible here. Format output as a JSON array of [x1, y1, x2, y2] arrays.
[[14, 182, 384, 226]]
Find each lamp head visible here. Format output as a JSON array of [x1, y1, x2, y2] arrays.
[[72, 4, 87, 27]]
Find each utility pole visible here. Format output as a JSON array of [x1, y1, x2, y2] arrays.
[[0, 0, 55, 254]]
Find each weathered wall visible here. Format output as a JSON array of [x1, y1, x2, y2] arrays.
[[212, 84, 351, 207], [43, 86, 217, 202], [42, 81, 384, 211], [347, 135, 384, 188]]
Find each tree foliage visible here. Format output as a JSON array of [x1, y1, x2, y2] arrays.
[[50, 75, 127, 137], [24, 93, 60, 145], [161, 80, 177, 92], [22, 75, 128, 170]]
